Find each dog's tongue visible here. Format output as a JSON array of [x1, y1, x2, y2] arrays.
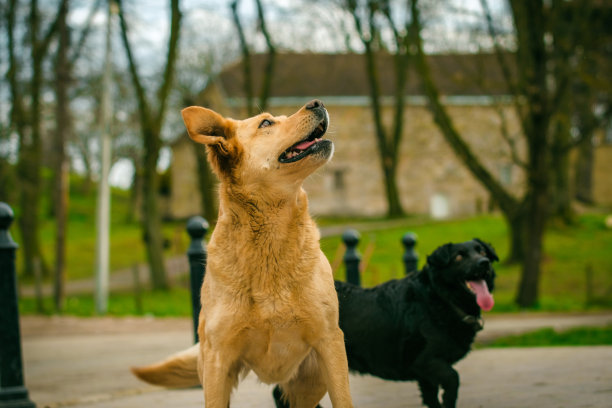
[[468, 280, 494, 311], [293, 140, 316, 151]]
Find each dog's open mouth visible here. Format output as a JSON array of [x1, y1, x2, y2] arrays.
[[279, 119, 328, 163], [465, 280, 494, 311]]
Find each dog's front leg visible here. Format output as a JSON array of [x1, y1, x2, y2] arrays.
[[201, 340, 239, 408], [313, 328, 353, 408], [417, 378, 442, 408], [415, 359, 459, 408]]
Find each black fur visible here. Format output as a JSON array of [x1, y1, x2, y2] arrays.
[[273, 239, 497, 408]]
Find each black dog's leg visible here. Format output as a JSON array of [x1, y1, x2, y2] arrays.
[[417, 378, 442, 408], [415, 358, 459, 408], [428, 363, 459, 408], [272, 385, 323, 408], [439, 367, 459, 408], [273, 385, 289, 408]]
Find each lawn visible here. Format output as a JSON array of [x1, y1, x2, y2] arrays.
[[321, 213, 612, 312], [482, 325, 612, 348], [13, 176, 189, 282], [10, 175, 612, 315], [16, 212, 612, 317]]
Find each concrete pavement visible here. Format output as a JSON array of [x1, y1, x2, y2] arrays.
[[19, 313, 612, 408]]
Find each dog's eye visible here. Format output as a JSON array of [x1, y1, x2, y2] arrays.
[[455, 254, 463, 262], [259, 119, 273, 128]]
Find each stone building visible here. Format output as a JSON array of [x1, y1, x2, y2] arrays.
[[167, 53, 611, 219]]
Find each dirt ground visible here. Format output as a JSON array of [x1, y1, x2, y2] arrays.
[[17, 313, 612, 408]]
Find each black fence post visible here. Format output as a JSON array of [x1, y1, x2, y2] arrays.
[[342, 229, 361, 286], [186, 216, 209, 344], [402, 232, 418, 275], [0, 203, 36, 408]]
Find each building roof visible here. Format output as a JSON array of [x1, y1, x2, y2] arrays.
[[217, 52, 514, 99]]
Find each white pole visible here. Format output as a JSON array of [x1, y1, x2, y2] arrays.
[[95, 0, 116, 314]]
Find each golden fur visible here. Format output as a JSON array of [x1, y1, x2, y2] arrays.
[[132, 101, 353, 408]]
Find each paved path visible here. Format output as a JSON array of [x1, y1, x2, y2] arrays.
[[20, 313, 612, 408]]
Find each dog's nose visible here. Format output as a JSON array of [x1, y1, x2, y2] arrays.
[[477, 258, 490, 270], [306, 99, 324, 110]]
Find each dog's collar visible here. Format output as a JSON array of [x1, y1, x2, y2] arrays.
[[449, 301, 484, 332], [425, 267, 484, 332]]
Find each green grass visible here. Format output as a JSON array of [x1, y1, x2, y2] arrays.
[[484, 325, 612, 348], [320, 213, 612, 312], [13, 175, 190, 282], [19, 288, 193, 317], [10, 173, 612, 316]]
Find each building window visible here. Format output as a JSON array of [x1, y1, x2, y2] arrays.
[[333, 169, 346, 191]]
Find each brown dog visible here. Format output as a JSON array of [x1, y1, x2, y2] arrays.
[[132, 100, 353, 408]]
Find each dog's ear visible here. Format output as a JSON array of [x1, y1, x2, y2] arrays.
[[474, 238, 499, 262], [426, 243, 454, 269], [181, 106, 234, 149], [182, 106, 242, 177]]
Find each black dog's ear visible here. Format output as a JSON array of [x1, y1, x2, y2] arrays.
[[474, 238, 499, 262], [426, 243, 454, 268]]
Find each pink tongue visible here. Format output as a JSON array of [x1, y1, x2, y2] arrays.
[[293, 140, 316, 150], [468, 280, 494, 311]]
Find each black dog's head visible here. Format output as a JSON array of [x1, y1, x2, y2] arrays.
[[425, 239, 498, 312]]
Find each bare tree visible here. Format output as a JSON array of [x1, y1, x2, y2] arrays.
[[118, 0, 181, 290], [342, 0, 408, 217], [6, 0, 66, 278], [410, 0, 608, 307], [50, 0, 101, 311], [52, 0, 70, 311], [230, 0, 276, 116]]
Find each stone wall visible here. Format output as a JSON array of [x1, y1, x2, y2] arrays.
[[298, 101, 525, 218], [167, 98, 610, 219]]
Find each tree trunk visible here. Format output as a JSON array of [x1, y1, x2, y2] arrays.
[[141, 129, 168, 290], [53, 0, 71, 312], [17, 0, 46, 278], [382, 154, 403, 218], [511, 0, 553, 308], [516, 187, 549, 307], [505, 208, 526, 264], [362, 42, 405, 218], [0, 159, 16, 204], [128, 160, 142, 223], [550, 132, 573, 224], [574, 137, 594, 204], [195, 145, 218, 223], [118, 0, 181, 290]]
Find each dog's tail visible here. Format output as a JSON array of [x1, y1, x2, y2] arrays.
[[131, 343, 200, 388]]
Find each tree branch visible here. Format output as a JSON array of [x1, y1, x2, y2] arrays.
[[117, 0, 152, 127], [479, 0, 532, 141], [411, 0, 519, 213], [380, 5, 409, 160], [494, 101, 527, 168], [37, 0, 68, 58], [231, 0, 254, 115], [255, 0, 275, 112], [6, 0, 27, 134], [69, 0, 102, 66], [154, 0, 181, 132]]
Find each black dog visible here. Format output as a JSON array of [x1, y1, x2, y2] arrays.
[[273, 239, 497, 408]]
